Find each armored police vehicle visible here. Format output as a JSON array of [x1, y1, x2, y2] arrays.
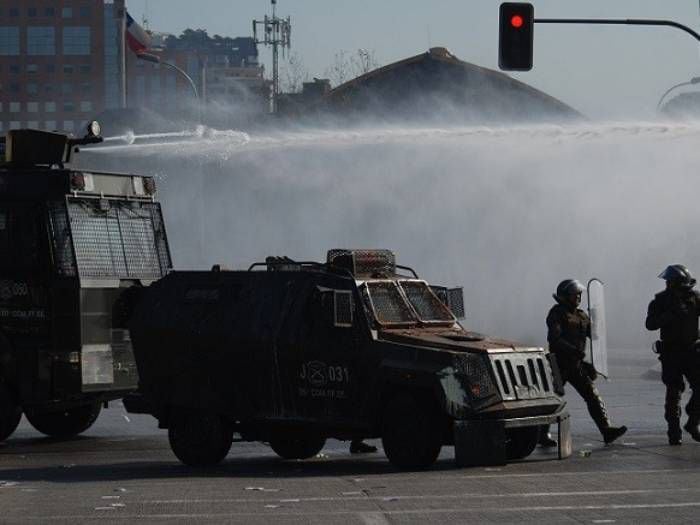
[[126, 249, 571, 469], [0, 125, 171, 442]]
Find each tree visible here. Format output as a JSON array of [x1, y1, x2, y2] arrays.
[[324, 49, 380, 87], [281, 52, 310, 94]]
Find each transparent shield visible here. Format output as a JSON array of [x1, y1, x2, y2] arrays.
[[587, 278, 608, 379]]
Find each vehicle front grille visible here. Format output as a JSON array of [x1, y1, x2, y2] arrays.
[[488, 351, 553, 401]]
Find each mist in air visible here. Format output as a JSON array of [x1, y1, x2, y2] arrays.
[[82, 121, 700, 349]]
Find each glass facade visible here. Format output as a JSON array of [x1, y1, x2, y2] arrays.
[[103, 2, 121, 109], [0, 26, 20, 56], [63, 26, 91, 55], [27, 26, 55, 55]]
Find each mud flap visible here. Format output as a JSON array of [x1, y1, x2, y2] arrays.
[[557, 412, 572, 459], [453, 420, 507, 467]]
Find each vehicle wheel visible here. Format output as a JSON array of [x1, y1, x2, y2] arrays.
[[0, 385, 22, 442], [168, 410, 233, 467], [506, 427, 539, 460], [269, 436, 326, 460], [25, 402, 101, 438], [381, 391, 442, 470]]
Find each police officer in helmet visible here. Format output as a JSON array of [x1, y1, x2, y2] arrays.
[[540, 279, 627, 447], [646, 264, 700, 445]]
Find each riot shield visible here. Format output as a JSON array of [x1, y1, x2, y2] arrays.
[[587, 278, 609, 379]]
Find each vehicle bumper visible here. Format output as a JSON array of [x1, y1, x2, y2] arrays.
[[453, 408, 571, 467]]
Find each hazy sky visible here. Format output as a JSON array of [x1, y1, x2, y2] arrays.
[[126, 0, 700, 119]]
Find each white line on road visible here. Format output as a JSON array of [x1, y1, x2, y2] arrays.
[[143, 486, 700, 505], [24, 500, 700, 520]]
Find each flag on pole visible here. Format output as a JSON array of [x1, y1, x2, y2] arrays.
[[125, 11, 151, 55]]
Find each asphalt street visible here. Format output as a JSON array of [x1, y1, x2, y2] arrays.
[[1, 348, 699, 524]]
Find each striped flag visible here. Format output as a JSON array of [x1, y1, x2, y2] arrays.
[[125, 11, 151, 55]]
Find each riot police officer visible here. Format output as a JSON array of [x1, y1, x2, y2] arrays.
[[645, 264, 700, 445], [541, 279, 627, 446]]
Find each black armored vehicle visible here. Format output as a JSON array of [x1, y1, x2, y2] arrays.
[[0, 126, 171, 441], [127, 249, 571, 469]]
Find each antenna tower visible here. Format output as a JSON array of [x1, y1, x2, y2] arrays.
[[253, 0, 291, 113]]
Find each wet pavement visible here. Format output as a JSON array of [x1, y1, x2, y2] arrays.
[[1, 348, 699, 524]]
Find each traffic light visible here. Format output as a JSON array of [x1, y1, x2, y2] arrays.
[[499, 2, 534, 71]]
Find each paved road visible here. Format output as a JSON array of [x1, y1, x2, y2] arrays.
[[1, 349, 699, 524]]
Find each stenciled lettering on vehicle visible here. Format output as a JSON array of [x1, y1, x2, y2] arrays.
[[298, 360, 351, 399]]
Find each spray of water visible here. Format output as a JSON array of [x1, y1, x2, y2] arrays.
[[81, 121, 700, 349]]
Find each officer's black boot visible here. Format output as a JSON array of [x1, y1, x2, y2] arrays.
[[665, 388, 683, 445], [588, 390, 627, 444], [683, 415, 700, 442], [537, 425, 557, 447]]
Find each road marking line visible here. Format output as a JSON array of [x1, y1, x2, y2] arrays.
[[143, 487, 700, 505], [34, 500, 700, 520]]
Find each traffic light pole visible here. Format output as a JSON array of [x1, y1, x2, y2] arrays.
[[534, 19, 700, 43]]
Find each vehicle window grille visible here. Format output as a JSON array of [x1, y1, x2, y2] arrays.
[[67, 199, 170, 279], [400, 281, 454, 322], [334, 290, 353, 327], [456, 354, 497, 399], [48, 201, 76, 276], [366, 281, 416, 325]]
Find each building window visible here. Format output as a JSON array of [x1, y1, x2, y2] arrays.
[[9, 84, 20, 93], [45, 101, 56, 113], [79, 7, 91, 18], [80, 82, 91, 93], [27, 121, 39, 129], [10, 121, 21, 130], [9, 64, 20, 73], [80, 101, 92, 112], [45, 84, 54, 93], [79, 64, 91, 74], [45, 7, 55, 17], [26, 64, 39, 73], [63, 64, 74, 74], [28, 7, 37, 17], [63, 27, 90, 55], [62, 8, 73, 19], [0, 27, 20, 56], [9, 8, 19, 17], [9, 102, 20, 113], [62, 83, 73, 95], [27, 83, 38, 94], [27, 102, 39, 113], [63, 121, 75, 132], [45, 120, 56, 130], [63, 102, 75, 112], [27, 26, 55, 55]]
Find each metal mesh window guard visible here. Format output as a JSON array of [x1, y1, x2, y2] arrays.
[[366, 281, 416, 325], [66, 198, 170, 279], [400, 281, 454, 322]]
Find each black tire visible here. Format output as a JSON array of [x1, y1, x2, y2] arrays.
[[381, 391, 442, 470], [25, 402, 101, 438], [269, 436, 326, 460], [0, 385, 22, 442], [168, 410, 233, 467], [506, 427, 539, 460]]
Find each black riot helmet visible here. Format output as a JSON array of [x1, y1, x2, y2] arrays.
[[554, 279, 585, 303], [658, 264, 696, 288]]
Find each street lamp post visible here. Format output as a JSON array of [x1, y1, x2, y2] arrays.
[[657, 77, 700, 113], [137, 52, 201, 122]]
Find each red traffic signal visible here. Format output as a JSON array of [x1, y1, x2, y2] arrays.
[[499, 3, 534, 71]]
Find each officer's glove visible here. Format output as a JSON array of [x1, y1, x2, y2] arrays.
[[581, 361, 598, 381]]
